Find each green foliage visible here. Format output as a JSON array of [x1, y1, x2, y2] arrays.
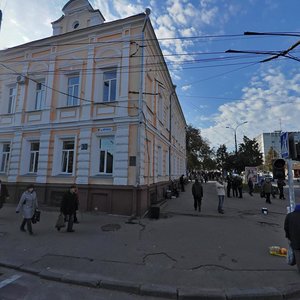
[[235, 136, 263, 173], [186, 124, 212, 170], [264, 147, 279, 171]]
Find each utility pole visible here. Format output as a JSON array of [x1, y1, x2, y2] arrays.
[[226, 121, 248, 155]]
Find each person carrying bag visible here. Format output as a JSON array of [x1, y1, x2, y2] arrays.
[[55, 213, 65, 231]]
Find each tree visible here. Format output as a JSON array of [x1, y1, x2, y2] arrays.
[[236, 136, 263, 173], [216, 144, 229, 172], [264, 147, 279, 171], [186, 124, 212, 170]]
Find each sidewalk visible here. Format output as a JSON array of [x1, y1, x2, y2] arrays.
[[0, 182, 299, 299]]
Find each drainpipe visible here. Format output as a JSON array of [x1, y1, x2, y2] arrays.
[[169, 86, 176, 181], [136, 8, 151, 187]]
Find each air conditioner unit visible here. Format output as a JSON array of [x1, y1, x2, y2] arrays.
[[16, 75, 27, 84]]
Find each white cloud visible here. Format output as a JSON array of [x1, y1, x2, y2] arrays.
[[182, 84, 192, 91], [201, 67, 300, 150]]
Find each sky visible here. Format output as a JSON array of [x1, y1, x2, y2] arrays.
[[1, 0, 300, 152]]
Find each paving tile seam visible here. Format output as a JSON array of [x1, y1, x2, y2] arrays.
[[1, 260, 300, 300]]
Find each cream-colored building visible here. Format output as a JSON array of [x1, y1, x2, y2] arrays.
[[0, 0, 186, 215]]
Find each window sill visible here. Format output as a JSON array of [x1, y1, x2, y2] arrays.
[[0, 113, 14, 116], [53, 174, 74, 177], [25, 109, 43, 113], [91, 174, 113, 178], [57, 105, 80, 109], [20, 173, 37, 177]]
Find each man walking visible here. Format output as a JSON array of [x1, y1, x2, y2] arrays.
[[180, 175, 185, 192], [61, 185, 78, 232], [262, 178, 272, 204], [277, 179, 286, 200], [248, 177, 254, 196], [192, 178, 203, 212], [284, 204, 300, 273], [226, 174, 232, 198], [0, 179, 9, 209]]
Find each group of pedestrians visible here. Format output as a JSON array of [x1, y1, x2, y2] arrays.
[[190, 175, 300, 273], [14, 184, 79, 235], [226, 174, 243, 198]]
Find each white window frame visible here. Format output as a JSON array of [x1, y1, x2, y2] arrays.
[[103, 69, 117, 102], [29, 142, 40, 173], [0, 143, 11, 173], [67, 75, 80, 106], [8, 86, 17, 114], [99, 136, 114, 174], [61, 140, 75, 174], [35, 80, 45, 110]]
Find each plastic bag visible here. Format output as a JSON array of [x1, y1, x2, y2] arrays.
[[55, 213, 65, 231]]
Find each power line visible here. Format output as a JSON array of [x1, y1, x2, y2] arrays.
[[0, 59, 263, 79], [0, 62, 140, 110]]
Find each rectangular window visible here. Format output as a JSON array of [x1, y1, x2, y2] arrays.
[[8, 87, 16, 114], [157, 146, 162, 176], [99, 137, 114, 174], [61, 140, 75, 174], [35, 81, 45, 110], [0, 143, 10, 173], [29, 142, 40, 173], [67, 76, 79, 106], [165, 150, 169, 176], [103, 69, 117, 102], [158, 86, 164, 122]]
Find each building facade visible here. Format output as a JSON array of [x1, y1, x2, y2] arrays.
[[0, 0, 186, 215], [255, 131, 300, 177]]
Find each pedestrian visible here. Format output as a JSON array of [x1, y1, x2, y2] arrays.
[[16, 184, 38, 235], [277, 179, 286, 200], [61, 185, 78, 232], [237, 175, 243, 198], [180, 174, 185, 192], [216, 177, 226, 214], [262, 178, 272, 204], [192, 178, 203, 212], [248, 177, 254, 196], [73, 187, 80, 224], [0, 179, 9, 209], [232, 176, 238, 197], [284, 204, 300, 273], [226, 174, 232, 198]]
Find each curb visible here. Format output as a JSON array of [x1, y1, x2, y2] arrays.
[[1, 260, 300, 300]]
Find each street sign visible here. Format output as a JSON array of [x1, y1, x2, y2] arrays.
[[281, 132, 289, 159]]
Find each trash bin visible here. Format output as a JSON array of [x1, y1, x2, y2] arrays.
[[150, 206, 160, 219]]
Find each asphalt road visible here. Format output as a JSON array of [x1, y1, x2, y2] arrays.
[[0, 267, 168, 300]]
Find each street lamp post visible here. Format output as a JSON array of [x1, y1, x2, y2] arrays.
[[226, 121, 248, 155]]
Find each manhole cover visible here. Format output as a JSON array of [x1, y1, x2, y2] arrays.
[[101, 224, 121, 231], [0, 232, 6, 237]]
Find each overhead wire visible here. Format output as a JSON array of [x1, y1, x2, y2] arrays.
[[0, 62, 140, 110]]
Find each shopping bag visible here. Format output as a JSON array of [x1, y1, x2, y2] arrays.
[[32, 210, 41, 224], [287, 244, 296, 266], [55, 213, 65, 231]]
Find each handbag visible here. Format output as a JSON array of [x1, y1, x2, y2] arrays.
[[287, 244, 296, 266], [260, 191, 265, 198], [55, 213, 65, 231], [32, 209, 41, 224]]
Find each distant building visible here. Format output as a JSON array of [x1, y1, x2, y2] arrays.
[[255, 131, 300, 162], [255, 131, 300, 177], [255, 131, 283, 163], [0, 0, 186, 215]]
